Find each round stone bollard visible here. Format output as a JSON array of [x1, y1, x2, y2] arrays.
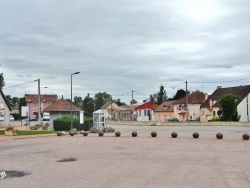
[[69, 130, 75, 136], [216, 133, 223, 139], [115, 131, 121, 137], [193, 132, 199, 139], [151, 131, 157, 137], [132, 131, 137, 137], [242, 133, 249, 140], [83, 132, 88, 136], [171, 132, 178, 138], [98, 132, 104, 137], [57, 131, 62, 136]]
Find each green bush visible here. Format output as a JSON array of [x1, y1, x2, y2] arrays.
[[53, 115, 80, 131], [84, 117, 93, 131]]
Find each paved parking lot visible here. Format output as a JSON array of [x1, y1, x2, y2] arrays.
[[0, 124, 250, 188]]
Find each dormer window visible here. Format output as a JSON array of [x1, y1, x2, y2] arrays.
[[163, 105, 169, 110]]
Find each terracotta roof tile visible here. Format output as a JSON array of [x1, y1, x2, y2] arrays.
[[155, 100, 176, 112], [173, 91, 205, 105], [26, 94, 58, 103], [43, 98, 81, 112]]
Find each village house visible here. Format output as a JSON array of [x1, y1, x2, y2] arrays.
[[154, 100, 177, 122], [0, 90, 12, 126], [99, 100, 122, 120], [135, 102, 159, 121], [173, 91, 205, 121], [26, 94, 58, 117], [200, 85, 250, 122]]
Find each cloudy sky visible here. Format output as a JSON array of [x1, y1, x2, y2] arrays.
[[1, 0, 250, 104]]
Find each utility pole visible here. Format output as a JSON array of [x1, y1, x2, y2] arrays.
[[38, 78, 41, 124], [111, 95, 112, 120], [185, 81, 189, 122], [132, 90, 134, 121]]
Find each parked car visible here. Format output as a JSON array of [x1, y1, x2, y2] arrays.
[[168, 118, 179, 122], [29, 115, 38, 121], [43, 113, 50, 121], [10, 115, 14, 122]]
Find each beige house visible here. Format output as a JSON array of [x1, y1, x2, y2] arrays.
[[100, 100, 122, 120], [173, 91, 205, 121], [154, 100, 176, 122], [200, 85, 250, 122]]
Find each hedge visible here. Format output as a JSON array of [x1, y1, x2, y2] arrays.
[[53, 115, 93, 131]]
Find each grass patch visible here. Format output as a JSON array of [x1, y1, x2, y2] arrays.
[[0, 130, 57, 135]]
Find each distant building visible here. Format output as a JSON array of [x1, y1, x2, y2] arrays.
[[135, 102, 159, 121], [0, 90, 12, 127], [200, 85, 250, 122], [154, 100, 176, 122], [26, 94, 58, 117]]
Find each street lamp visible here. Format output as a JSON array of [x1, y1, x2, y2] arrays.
[[71, 72, 80, 129]]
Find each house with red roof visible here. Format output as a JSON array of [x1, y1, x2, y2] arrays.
[[135, 102, 159, 121], [154, 100, 176, 122], [43, 97, 81, 127], [26, 94, 58, 117], [173, 91, 205, 121]]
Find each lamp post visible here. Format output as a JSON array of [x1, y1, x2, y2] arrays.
[[71, 72, 80, 130]]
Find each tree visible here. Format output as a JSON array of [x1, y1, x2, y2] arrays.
[[157, 85, 167, 105], [219, 94, 240, 121], [73, 96, 83, 109], [0, 73, 5, 90], [82, 93, 94, 117], [116, 99, 126, 106], [150, 93, 157, 104], [19, 96, 27, 117], [130, 99, 138, 105], [94, 92, 111, 110], [171, 89, 187, 100], [6, 95, 20, 106]]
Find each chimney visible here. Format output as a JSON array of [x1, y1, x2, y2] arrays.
[[217, 86, 222, 89], [205, 93, 208, 100]]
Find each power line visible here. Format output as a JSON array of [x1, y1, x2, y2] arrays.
[[189, 77, 250, 84], [3, 80, 37, 89]]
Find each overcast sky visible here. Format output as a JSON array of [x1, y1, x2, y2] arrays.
[[1, 0, 250, 104]]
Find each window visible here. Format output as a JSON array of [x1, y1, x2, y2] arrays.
[[33, 103, 37, 109], [139, 110, 141, 116], [144, 110, 147, 116], [202, 111, 204, 115], [213, 111, 216, 116]]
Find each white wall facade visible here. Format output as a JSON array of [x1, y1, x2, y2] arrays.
[[237, 94, 250, 122], [136, 109, 155, 121], [0, 94, 11, 127]]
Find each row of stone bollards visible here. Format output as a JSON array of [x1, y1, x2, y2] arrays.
[[81, 131, 250, 140], [60, 130, 250, 140]]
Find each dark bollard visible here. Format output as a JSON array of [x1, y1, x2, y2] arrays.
[[98, 132, 104, 137], [69, 130, 75, 136], [171, 132, 178, 138], [242, 133, 249, 140], [57, 132, 62, 136], [83, 132, 88, 136], [193, 132, 199, 139], [216, 133, 223, 139], [151, 131, 157, 137], [132, 131, 137, 137], [115, 131, 121, 137]]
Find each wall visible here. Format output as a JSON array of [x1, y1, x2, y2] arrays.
[[0, 94, 11, 127], [106, 120, 250, 127], [155, 112, 175, 122], [238, 94, 250, 122]]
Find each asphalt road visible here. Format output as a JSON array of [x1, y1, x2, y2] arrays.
[[0, 124, 250, 188]]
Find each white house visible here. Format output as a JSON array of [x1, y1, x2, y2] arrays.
[[0, 90, 12, 127]]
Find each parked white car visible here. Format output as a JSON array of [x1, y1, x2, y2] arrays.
[[10, 115, 14, 121]]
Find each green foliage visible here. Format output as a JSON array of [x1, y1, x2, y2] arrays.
[[130, 99, 138, 105], [171, 89, 187, 100], [94, 92, 111, 110], [157, 85, 168, 105], [0, 73, 5, 90], [73, 96, 83, 109], [0, 130, 56, 135], [82, 93, 95, 117], [83, 117, 93, 131], [116, 99, 126, 106], [208, 117, 220, 122], [219, 94, 240, 121], [53, 115, 80, 131], [150, 93, 157, 104], [19, 96, 27, 116]]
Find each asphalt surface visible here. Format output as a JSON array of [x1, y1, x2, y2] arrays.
[[0, 124, 250, 188]]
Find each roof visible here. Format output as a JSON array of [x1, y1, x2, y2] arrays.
[[100, 100, 116, 109], [174, 91, 205, 105], [1, 90, 11, 111], [134, 102, 159, 111], [26, 94, 58, 103], [43, 98, 81, 112], [200, 85, 250, 108], [154, 100, 177, 112]]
